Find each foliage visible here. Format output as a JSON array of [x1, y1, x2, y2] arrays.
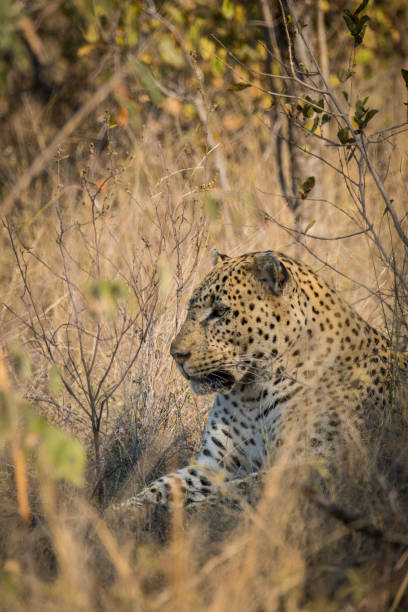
[[0, 0, 407, 159], [0, 1, 408, 610], [0, 381, 86, 522], [343, 0, 370, 46]]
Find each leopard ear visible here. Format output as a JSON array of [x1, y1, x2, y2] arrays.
[[211, 248, 230, 265], [253, 251, 289, 296]]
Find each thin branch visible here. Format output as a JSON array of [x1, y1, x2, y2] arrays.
[[260, 210, 370, 241], [263, 212, 394, 311], [286, 1, 408, 250], [304, 487, 408, 547]]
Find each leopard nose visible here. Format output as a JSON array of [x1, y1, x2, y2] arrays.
[[170, 342, 191, 364]]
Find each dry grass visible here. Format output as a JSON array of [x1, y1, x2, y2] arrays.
[[1, 64, 408, 610]]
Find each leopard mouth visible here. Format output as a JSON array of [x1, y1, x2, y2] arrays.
[[189, 369, 235, 395]]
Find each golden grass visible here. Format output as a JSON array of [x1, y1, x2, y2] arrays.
[[1, 70, 408, 610]]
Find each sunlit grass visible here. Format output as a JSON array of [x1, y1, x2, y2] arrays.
[[1, 60, 408, 610]]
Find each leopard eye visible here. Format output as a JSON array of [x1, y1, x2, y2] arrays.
[[209, 304, 229, 319]]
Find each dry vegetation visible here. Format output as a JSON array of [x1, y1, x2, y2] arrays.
[[1, 1, 408, 610]]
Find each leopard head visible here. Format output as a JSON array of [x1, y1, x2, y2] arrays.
[[170, 251, 296, 395]]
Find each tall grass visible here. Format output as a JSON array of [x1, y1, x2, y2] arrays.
[[1, 41, 408, 609]]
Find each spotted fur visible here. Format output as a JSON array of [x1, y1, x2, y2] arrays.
[[114, 251, 405, 510]]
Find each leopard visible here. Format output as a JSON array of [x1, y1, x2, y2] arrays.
[[112, 249, 406, 511]]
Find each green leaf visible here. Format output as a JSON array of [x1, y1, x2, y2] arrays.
[[322, 114, 331, 125], [316, 99, 324, 112], [401, 69, 408, 89], [303, 96, 324, 114], [337, 127, 351, 144], [199, 37, 215, 60], [88, 279, 126, 301], [87, 279, 128, 318], [382, 199, 394, 217], [31, 416, 86, 486], [311, 116, 319, 133], [132, 61, 163, 106], [305, 104, 314, 118], [298, 176, 315, 199], [124, 5, 140, 47], [221, 0, 235, 19], [303, 219, 316, 234], [343, 14, 357, 36], [353, 97, 378, 129], [211, 55, 226, 77], [343, 2, 370, 47], [364, 108, 378, 125], [354, 0, 369, 15], [227, 82, 251, 91], [158, 35, 184, 69], [188, 18, 204, 45], [300, 98, 314, 118]]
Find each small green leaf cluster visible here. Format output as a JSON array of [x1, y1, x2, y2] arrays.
[[29, 412, 86, 487], [297, 96, 331, 134], [337, 127, 354, 145], [88, 279, 127, 301], [0, 391, 86, 488], [337, 94, 378, 145], [297, 96, 324, 118], [87, 279, 129, 318], [343, 0, 370, 46], [353, 97, 379, 131]]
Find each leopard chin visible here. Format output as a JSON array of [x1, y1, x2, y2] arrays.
[[190, 370, 235, 395]]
